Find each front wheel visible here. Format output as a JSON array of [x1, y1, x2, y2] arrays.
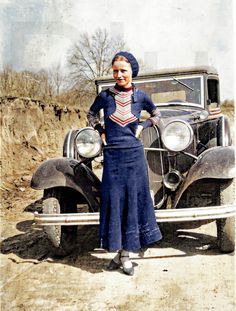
[[43, 187, 78, 257], [217, 179, 235, 253], [217, 217, 235, 253]]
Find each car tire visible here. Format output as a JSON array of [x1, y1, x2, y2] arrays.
[[217, 179, 235, 253], [43, 187, 78, 257]]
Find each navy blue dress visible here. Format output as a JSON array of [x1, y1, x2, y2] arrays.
[[87, 85, 162, 252]]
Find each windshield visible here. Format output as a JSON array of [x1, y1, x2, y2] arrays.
[[135, 75, 203, 107], [99, 74, 204, 108]]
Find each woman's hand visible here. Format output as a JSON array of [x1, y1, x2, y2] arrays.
[[135, 125, 143, 138], [101, 133, 107, 145]]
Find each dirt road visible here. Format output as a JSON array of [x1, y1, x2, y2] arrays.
[[0, 188, 235, 311]]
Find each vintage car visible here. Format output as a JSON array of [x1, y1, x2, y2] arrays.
[[31, 66, 235, 256]]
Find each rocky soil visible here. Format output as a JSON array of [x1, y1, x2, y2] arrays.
[[0, 97, 235, 311]]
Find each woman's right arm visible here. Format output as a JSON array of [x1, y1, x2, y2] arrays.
[[87, 94, 105, 135], [87, 93, 107, 144]]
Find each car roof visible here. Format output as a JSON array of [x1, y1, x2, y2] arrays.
[[95, 66, 218, 85]]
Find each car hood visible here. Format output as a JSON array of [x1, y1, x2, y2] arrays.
[[158, 106, 208, 123]]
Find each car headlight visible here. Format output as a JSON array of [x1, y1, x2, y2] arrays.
[[75, 127, 102, 158], [161, 120, 193, 152]]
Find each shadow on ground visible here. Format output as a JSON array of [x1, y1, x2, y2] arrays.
[[1, 198, 224, 274]]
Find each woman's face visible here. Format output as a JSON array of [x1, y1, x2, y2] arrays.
[[112, 60, 132, 88]]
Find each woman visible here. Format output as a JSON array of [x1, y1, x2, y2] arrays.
[[87, 51, 162, 276]]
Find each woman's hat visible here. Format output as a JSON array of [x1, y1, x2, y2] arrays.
[[114, 51, 139, 77]]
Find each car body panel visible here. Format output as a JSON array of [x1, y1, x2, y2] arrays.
[[31, 157, 101, 211], [173, 146, 235, 208]]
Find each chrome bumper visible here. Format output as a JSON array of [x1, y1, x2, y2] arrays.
[[34, 204, 235, 226]]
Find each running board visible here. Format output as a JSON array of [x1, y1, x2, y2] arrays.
[[34, 205, 236, 226]]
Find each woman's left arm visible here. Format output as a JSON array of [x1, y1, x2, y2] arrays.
[[135, 93, 161, 138], [141, 93, 161, 129]]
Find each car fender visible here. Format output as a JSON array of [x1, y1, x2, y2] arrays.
[[31, 157, 101, 211], [174, 146, 235, 207]]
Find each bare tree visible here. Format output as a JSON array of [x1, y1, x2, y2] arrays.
[[48, 63, 67, 96], [0, 29, 127, 107], [0, 66, 54, 100], [68, 28, 126, 86], [0, 66, 15, 96]]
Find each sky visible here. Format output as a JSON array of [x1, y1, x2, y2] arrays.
[[0, 0, 234, 100]]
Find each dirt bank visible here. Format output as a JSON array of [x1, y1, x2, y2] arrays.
[[0, 97, 87, 212], [1, 97, 85, 180]]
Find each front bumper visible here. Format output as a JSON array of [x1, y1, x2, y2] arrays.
[[34, 204, 235, 226]]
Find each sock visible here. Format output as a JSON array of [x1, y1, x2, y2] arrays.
[[121, 250, 132, 269]]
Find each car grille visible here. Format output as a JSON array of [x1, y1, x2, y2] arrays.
[[141, 126, 166, 205]]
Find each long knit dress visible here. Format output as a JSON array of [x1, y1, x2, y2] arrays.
[[87, 84, 162, 252]]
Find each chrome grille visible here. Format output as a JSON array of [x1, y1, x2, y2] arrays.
[[141, 126, 165, 206]]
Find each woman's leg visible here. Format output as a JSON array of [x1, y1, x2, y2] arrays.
[[107, 249, 134, 275], [120, 250, 132, 268], [113, 250, 122, 264], [121, 250, 134, 276], [107, 250, 121, 270]]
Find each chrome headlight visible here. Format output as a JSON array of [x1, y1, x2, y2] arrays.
[[161, 120, 193, 152], [75, 128, 102, 158]]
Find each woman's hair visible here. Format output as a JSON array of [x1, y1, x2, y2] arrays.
[[111, 55, 129, 65]]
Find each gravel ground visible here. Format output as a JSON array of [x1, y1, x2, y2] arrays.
[[0, 189, 235, 311]]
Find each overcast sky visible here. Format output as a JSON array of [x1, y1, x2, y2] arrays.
[[0, 0, 234, 100]]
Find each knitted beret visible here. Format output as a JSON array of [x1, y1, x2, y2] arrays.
[[113, 51, 139, 77]]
